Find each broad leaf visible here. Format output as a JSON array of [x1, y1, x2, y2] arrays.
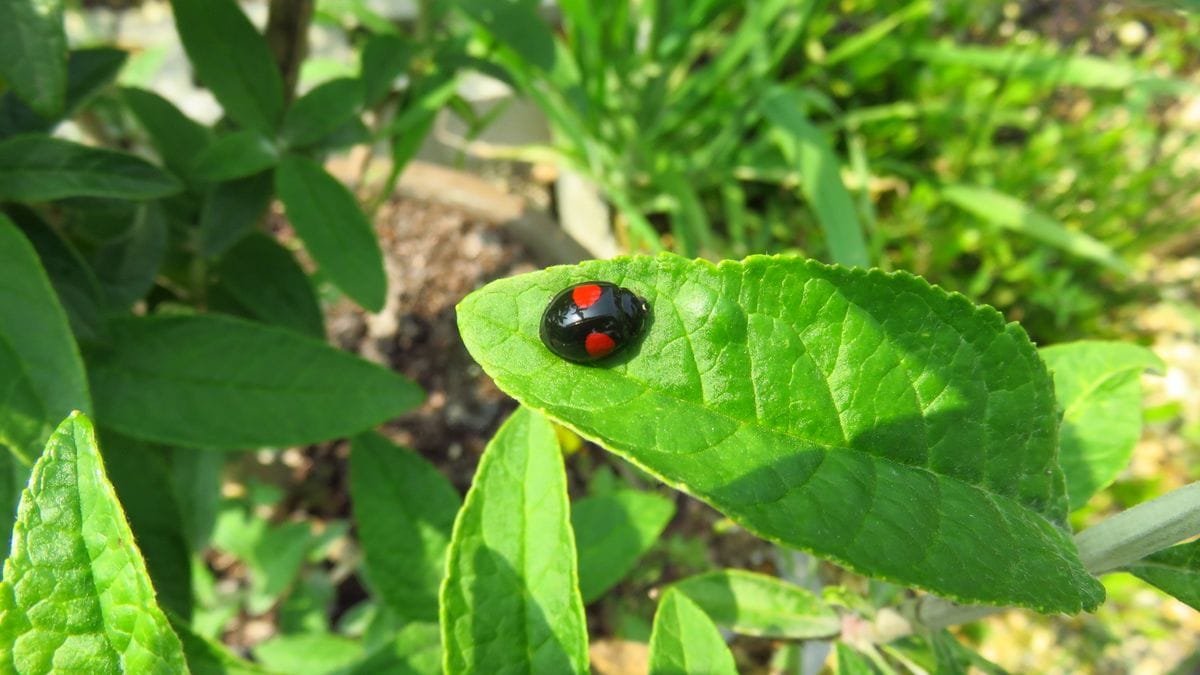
[[102, 430, 194, 621], [351, 432, 460, 622], [440, 407, 589, 673], [671, 569, 840, 639], [0, 48, 128, 137], [6, 205, 106, 341], [190, 130, 279, 183], [456, 0, 557, 73], [361, 34, 415, 106], [170, 0, 285, 132], [762, 88, 870, 268], [0, 134, 182, 201], [456, 253, 1105, 613], [0, 0, 66, 117], [213, 232, 325, 338], [572, 489, 675, 603], [90, 202, 168, 310], [281, 77, 364, 147], [0, 413, 188, 673], [275, 154, 387, 311], [198, 170, 273, 257], [1041, 341, 1163, 510], [0, 215, 91, 461], [166, 448, 223, 551], [942, 185, 1130, 275], [122, 87, 212, 181], [1126, 539, 1200, 611], [253, 634, 362, 675], [647, 589, 737, 675], [86, 314, 422, 449]]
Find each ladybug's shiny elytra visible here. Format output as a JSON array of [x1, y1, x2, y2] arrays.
[[539, 282, 649, 363]]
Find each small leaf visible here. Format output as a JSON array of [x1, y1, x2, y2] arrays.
[[942, 184, 1130, 275], [1126, 539, 1200, 611], [836, 643, 876, 674], [1041, 341, 1164, 510], [213, 232, 325, 338], [440, 407, 589, 673], [647, 589, 738, 675], [0, 412, 188, 673], [281, 77, 364, 148], [762, 88, 870, 268], [456, 0, 557, 73], [253, 633, 362, 675], [86, 314, 422, 449], [170, 0, 285, 132], [572, 489, 675, 603], [671, 569, 840, 639], [351, 432, 460, 622], [101, 430, 194, 621], [190, 130, 279, 183], [168, 609, 274, 675], [361, 34, 415, 106], [345, 621, 441, 675], [456, 253, 1105, 613], [0, 134, 182, 201], [0, 215, 91, 460], [0, 0, 66, 117], [90, 201, 168, 310], [0, 47, 128, 137], [6, 205, 106, 341], [275, 153, 387, 311], [198, 170, 273, 258], [122, 87, 212, 181]]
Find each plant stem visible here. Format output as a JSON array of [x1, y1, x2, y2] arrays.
[[874, 480, 1200, 642], [265, 0, 314, 104]]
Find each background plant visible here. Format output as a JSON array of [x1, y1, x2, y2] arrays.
[[1, 0, 1198, 673]]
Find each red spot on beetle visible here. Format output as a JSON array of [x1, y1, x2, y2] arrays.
[[572, 284, 603, 309], [584, 331, 616, 357]]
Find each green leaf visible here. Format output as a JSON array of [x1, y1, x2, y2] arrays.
[[0, 453, 28, 564], [211, 504, 315, 613], [0, 412, 188, 673], [572, 489, 675, 603], [168, 609, 274, 675], [0, 47, 128, 137], [762, 88, 870, 268], [456, 253, 1105, 613], [101, 430, 193, 621], [0, 0, 66, 117], [360, 34, 415, 106], [440, 407, 588, 673], [275, 153, 387, 311], [5, 205, 106, 341], [836, 643, 877, 674], [170, 0, 285, 132], [213, 232, 325, 338], [1126, 538, 1200, 611], [166, 448, 223, 551], [647, 588, 737, 675], [281, 77, 364, 148], [86, 313, 422, 449], [253, 633, 362, 675], [90, 202, 168, 310], [1040, 341, 1164, 510], [350, 432, 460, 622], [0, 134, 182, 201], [0, 215, 91, 461], [344, 621, 441, 675], [941, 185, 1130, 275], [913, 41, 1197, 95], [670, 569, 839, 639], [456, 0, 557, 73], [190, 130, 279, 183], [198, 170, 274, 258], [122, 87, 212, 181]]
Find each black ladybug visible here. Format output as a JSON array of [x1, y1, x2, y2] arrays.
[[540, 282, 649, 363]]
